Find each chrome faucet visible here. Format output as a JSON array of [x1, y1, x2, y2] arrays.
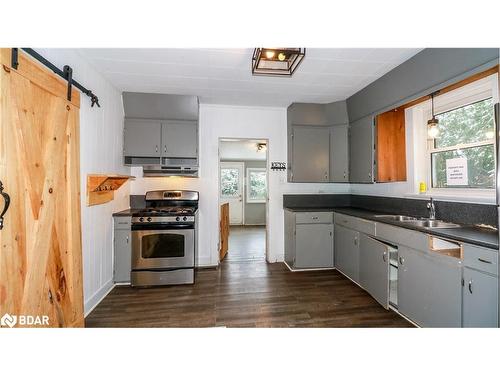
[[427, 198, 436, 220]]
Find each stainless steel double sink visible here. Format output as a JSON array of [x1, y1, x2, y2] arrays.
[[374, 214, 461, 229]]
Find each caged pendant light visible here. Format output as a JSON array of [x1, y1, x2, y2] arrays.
[[251, 48, 306, 77]]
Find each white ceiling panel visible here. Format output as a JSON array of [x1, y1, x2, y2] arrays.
[[76, 48, 422, 106]]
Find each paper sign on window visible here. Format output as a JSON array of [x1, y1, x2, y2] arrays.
[[446, 158, 468, 186]]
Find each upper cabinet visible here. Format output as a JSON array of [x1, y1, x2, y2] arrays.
[[122, 93, 199, 176], [161, 120, 198, 158], [291, 126, 330, 182], [124, 119, 162, 158], [287, 101, 350, 183], [375, 108, 406, 182], [348, 108, 407, 184], [348, 116, 374, 183]]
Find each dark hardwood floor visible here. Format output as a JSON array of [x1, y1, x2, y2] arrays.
[[85, 226, 412, 328]]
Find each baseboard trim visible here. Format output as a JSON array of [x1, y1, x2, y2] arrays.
[[84, 280, 115, 317], [284, 261, 335, 272]]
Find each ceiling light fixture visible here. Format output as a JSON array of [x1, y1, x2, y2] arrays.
[[257, 143, 267, 152], [252, 48, 306, 77], [427, 91, 440, 139]]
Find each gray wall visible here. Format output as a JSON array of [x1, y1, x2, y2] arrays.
[[123, 92, 199, 120], [346, 48, 499, 122], [221, 159, 266, 225]]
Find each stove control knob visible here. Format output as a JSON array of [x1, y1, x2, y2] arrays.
[[147, 217, 152, 222], [139, 217, 144, 222], [176, 216, 180, 222], [183, 216, 188, 221]]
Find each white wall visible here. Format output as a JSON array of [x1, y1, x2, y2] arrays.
[[36, 49, 130, 315], [130, 104, 349, 266]]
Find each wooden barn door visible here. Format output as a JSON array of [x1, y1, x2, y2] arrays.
[[0, 49, 84, 327]]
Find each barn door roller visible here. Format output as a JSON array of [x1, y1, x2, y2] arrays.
[[11, 48, 100, 108]]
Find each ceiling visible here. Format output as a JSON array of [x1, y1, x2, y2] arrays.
[[219, 139, 267, 161], [76, 48, 422, 107]]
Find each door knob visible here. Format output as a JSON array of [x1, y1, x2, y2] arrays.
[[0, 181, 11, 230]]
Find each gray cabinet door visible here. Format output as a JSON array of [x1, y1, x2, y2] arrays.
[[114, 229, 132, 283], [124, 119, 161, 157], [295, 223, 334, 268], [398, 246, 462, 327], [334, 224, 359, 283], [349, 116, 374, 183], [161, 120, 198, 158], [462, 267, 498, 327], [330, 125, 349, 182], [359, 234, 390, 309], [291, 126, 330, 182]]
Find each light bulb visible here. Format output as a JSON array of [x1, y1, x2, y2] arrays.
[[265, 50, 275, 59], [428, 124, 440, 139], [278, 52, 286, 61]]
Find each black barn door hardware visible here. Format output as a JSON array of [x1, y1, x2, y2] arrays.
[[10, 48, 100, 108], [0, 181, 10, 230]]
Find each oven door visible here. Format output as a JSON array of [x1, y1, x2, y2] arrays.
[[132, 226, 195, 270]]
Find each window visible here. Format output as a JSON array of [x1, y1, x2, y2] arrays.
[[220, 167, 241, 198], [430, 98, 495, 189], [247, 168, 267, 203]]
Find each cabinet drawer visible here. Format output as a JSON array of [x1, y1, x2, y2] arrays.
[[463, 244, 498, 275], [375, 222, 428, 250], [334, 213, 375, 235], [296, 212, 333, 224], [114, 216, 132, 230]]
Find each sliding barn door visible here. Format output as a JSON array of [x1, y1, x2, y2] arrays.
[[0, 49, 84, 327]]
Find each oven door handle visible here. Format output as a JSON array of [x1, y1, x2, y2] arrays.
[[131, 223, 195, 231]]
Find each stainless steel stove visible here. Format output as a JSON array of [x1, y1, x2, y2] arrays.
[[131, 190, 198, 287]]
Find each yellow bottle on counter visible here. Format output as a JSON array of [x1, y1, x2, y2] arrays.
[[419, 182, 427, 194]]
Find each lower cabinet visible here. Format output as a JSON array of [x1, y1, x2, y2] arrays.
[[114, 217, 132, 283], [284, 210, 334, 269], [359, 234, 390, 309], [398, 246, 462, 327], [462, 267, 498, 327], [334, 224, 360, 283], [295, 223, 334, 268]]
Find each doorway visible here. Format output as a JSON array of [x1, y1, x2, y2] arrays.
[[218, 139, 268, 263]]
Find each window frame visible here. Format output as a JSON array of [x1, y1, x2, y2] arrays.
[[246, 167, 267, 204], [424, 75, 497, 194]]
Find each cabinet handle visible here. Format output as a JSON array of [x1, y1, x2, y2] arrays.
[[468, 280, 473, 294], [312, 216, 319, 220], [155, 145, 158, 153], [382, 252, 387, 262], [478, 258, 492, 264], [354, 238, 358, 246], [399, 256, 404, 265], [164, 145, 167, 153], [126, 236, 129, 244]]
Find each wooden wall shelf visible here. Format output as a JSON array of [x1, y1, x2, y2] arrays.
[[86, 174, 134, 206]]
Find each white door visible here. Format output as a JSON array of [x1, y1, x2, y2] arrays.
[[220, 162, 244, 225]]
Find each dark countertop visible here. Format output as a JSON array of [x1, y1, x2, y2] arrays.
[[285, 206, 498, 250], [112, 208, 141, 217]]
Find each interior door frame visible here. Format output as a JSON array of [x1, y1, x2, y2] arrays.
[[219, 161, 245, 225], [218, 138, 269, 264]]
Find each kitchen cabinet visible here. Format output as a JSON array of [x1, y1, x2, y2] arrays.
[[114, 217, 132, 283], [124, 119, 161, 157], [161, 120, 198, 159], [334, 223, 359, 283], [398, 246, 462, 327], [330, 125, 349, 182], [349, 115, 374, 183], [284, 211, 334, 269], [290, 126, 330, 182], [359, 234, 391, 308], [462, 267, 498, 327], [375, 108, 407, 182]]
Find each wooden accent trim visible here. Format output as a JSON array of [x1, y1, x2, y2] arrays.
[[0, 48, 80, 108], [375, 107, 407, 182], [401, 65, 499, 110], [86, 174, 134, 206]]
